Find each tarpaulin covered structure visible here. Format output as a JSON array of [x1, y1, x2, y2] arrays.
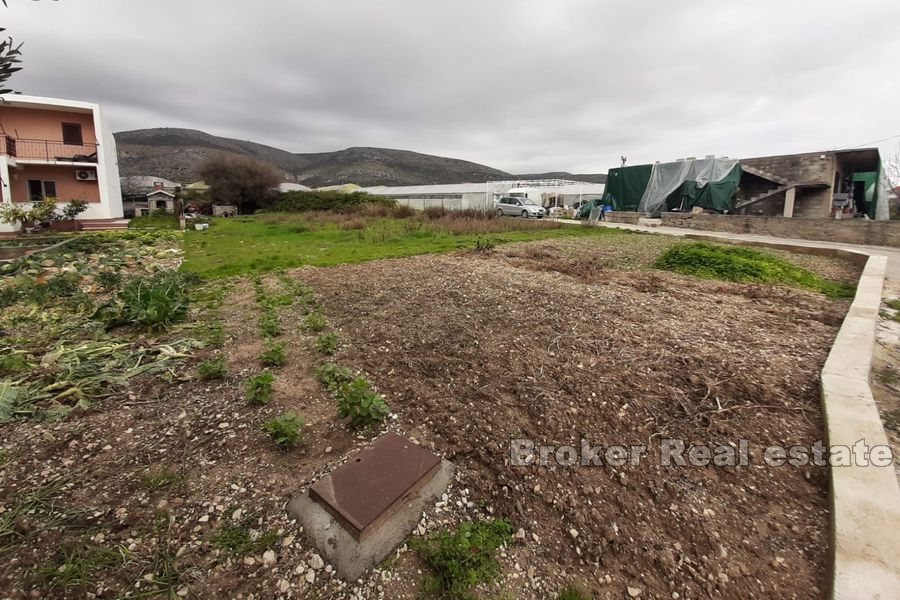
[[601, 158, 741, 216]]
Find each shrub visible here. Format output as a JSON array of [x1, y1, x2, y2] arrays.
[[411, 519, 513, 600], [102, 271, 195, 331], [303, 310, 328, 332], [336, 377, 390, 429], [197, 356, 227, 380], [259, 340, 287, 367], [263, 411, 304, 447], [245, 372, 274, 405], [473, 238, 496, 253], [61, 199, 89, 221], [315, 332, 338, 355], [315, 363, 355, 392]]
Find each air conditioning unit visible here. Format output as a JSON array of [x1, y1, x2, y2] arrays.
[[75, 169, 98, 181]]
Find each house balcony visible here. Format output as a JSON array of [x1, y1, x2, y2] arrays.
[[2, 136, 98, 164]]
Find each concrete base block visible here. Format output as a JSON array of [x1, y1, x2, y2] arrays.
[[287, 459, 455, 581]]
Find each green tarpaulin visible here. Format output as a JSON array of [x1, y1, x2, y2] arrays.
[[602, 164, 652, 212]]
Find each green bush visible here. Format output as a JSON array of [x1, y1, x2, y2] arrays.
[[263, 411, 304, 447], [96, 270, 123, 291], [197, 356, 227, 380], [411, 519, 513, 600], [100, 271, 196, 331], [336, 377, 390, 429], [259, 341, 287, 367], [303, 310, 328, 332], [245, 372, 274, 405], [653, 242, 856, 299], [315, 332, 338, 355]]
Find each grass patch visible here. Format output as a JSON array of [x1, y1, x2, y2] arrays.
[[128, 212, 181, 230], [1, 478, 86, 555], [885, 299, 900, 311], [33, 543, 129, 592], [141, 466, 188, 492], [262, 412, 304, 448], [653, 242, 856, 298], [182, 213, 617, 278], [411, 519, 513, 600], [557, 585, 592, 600], [211, 510, 279, 556], [877, 367, 898, 386]]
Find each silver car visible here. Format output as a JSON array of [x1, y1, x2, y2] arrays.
[[495, 197, 546, 218]]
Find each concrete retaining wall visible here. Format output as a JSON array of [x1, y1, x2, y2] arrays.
[[661, 213, 900, 247], [604, 211, 642, 224], [820, 254, 900, 599]]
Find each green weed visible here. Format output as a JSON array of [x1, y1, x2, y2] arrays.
[[263, 412, 304, 447], [336, 377, 390, 430], [141, 466, 188, 492], [653, 242, 856, 298], [411, 519, 513, 600], [211, 510, 280, 556], [557, 584, 592, 600], [316, 332, 339, 355], [33, 544, 129, 592], [303, 310, 328, 332], [245, 372, 274, 405], [315, 363, 355, 392], [100, 271, 196, 331], [259, 341, 287, 367], [197, 356, 227, 380]]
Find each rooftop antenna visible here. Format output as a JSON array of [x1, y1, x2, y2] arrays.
[[620, 155, 627, 167]]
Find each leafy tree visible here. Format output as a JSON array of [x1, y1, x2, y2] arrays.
[[0, 27, 22, 95], [196, 154, 282, 214]]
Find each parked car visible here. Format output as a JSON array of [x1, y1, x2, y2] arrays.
[[495, 196, 546, 218]]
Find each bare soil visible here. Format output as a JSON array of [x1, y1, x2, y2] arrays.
[[0, 236, 858, 599]]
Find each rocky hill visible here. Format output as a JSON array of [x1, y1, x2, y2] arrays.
[[115, 128, 606, 187]]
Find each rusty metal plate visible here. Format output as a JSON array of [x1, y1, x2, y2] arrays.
[[309, 432, 441, 541]]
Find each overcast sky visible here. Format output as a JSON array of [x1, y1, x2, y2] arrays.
[[5, 0, 900, 174]]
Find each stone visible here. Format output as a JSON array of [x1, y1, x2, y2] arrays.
[[627, 586, 642, 597], [308, 553, 324, 570]]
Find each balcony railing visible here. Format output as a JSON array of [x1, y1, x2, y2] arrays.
[[2, 136, 98, 163]]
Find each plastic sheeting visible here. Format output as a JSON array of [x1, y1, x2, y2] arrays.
[[638, 158, 740, 216], [602, 165, 652, 212]]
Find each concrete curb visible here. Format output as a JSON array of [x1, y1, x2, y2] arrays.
[[820, 254, 900, 599]]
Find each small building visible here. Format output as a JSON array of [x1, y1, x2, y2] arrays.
[[601, 148, 887, 220], [212, 204, 237, 217], [0, 94, 123, 232], [279, 182, 311, 193]]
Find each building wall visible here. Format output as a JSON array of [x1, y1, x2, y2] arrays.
[[662, 212, 900, 247], [9, 164, 101, 203], [0, 107, 97, 145], [741, 151, 835, 185]]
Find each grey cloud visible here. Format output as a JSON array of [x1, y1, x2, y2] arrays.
[[5, 0, 900, 173]]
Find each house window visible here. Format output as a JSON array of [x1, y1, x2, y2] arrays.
[[155, 200, 168, 210], [62, 123, 84, 146], [27, 180, 57, 201]]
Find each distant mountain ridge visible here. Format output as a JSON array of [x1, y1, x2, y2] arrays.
[[114, 128, 606, 187]]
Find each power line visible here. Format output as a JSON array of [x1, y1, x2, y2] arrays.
[[845, 132, 900, 149]]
